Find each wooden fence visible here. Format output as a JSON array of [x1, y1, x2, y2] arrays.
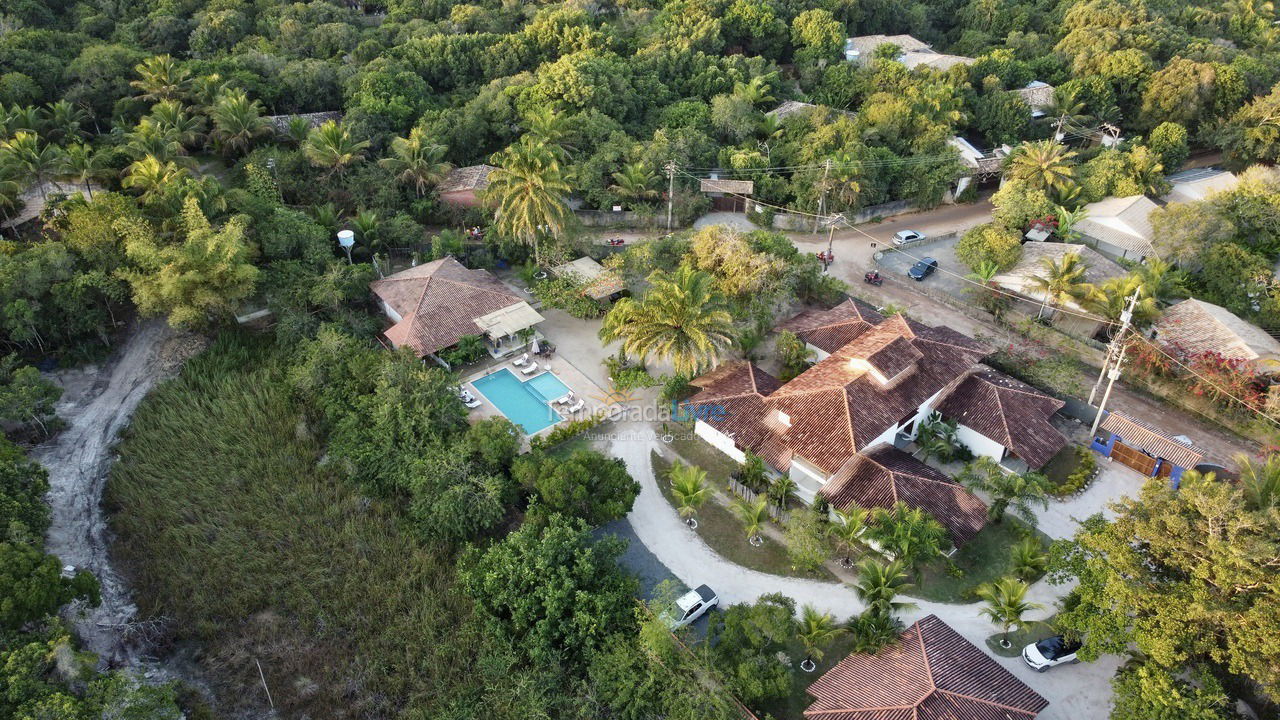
[[727, 478, 789, 523]]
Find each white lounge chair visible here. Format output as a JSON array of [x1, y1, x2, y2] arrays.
[[464, 397, 481, 409], [512, 353, 530, 367], [553, 392, 575, 406], [565, 399, 585, 413], [519, 362, 539, 376]]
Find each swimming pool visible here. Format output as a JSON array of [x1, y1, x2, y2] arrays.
[[472, 368, 572, 434]]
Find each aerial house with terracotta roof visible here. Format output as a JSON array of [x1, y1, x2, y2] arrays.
[[806, 615, 1049, 720], [683, 299, 1068, 545], [370, 257, 544, 363]]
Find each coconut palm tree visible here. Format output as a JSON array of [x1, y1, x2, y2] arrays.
[[0, 164, 24, 227], [1009, 537, 1048, 581], [1133, 257, 1188, 304], [1084, 275, 1160, 331], [669, 462, 709, 528], [609, 162, 659, 207], [851, 558, 917, 618], [827, 151, 864, 209], [828, 506, 869, 567], [1006, 140, 1078, 194], [58, 143, 107, 198], [0, 131, 63, 199], [957, 457, 1050, 525], [147, 100, 205, 149], [285, 116, 311, 147], [131, 55, 191, 103], [484, 136, 572, 265], [767, 475, 797, 510], [732, 496, 769, 545], [121, 155, 189, 204], [41, 101, 87, 144], [310, 202, 340, 234], [965, 259, 1010, 317], [352, 209, 381, 250], [1026, 251, 1093, 320], [1237, 454, 1280, 510], [191, 73, 231, 115], [304, 120, 370, 179], [1, 105, 40, 137], [599, 265, 735, 376], [1041, 85, 1092, 133], [977, 577, 1043, 648], [523, 105, 576, 155], [379, 128, 452, 197], [125, 123, 191, 167], [797, 605, 846, 671], [865, 503, 948, 569], [733, 73, 777, 106], [209, 90, 269, 157]]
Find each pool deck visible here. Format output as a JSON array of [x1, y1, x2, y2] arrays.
[[461, 352, 622, 444]]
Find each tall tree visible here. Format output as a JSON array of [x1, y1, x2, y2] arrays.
[[850, 558, 916, 618], [208, 90, 268, 157], [0, 131, 62, 199], [796, 605, 846, 669], [121, 155, 188, 205], [599, 265, 734, 375], [957, 457, 1050, 524], [57, 143, 106, 198], [130, 55, 190, 103], [378, 128, 452, 197], [608, 162, 660, 207], [1026, 251, 1094, 320], [484, 136, 573, 265], [1005, 140, 1078, 194], [305, 120, 370, 179], [117, 197, 258, 328]]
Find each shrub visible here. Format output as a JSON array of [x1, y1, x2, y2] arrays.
[[1051, 447, 1099, 497], [438, 335, 487, 367], [529, 414, 608, 452], [604, 353, 660, 391], [532, 274, 607, 319], [785, 510, 831, 573], [776, 330, 815, 381], [738, 452, 769, 492], [956, 223, 1024, 272], [659, 373, 694, 403]]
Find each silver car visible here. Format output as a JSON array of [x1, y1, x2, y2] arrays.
[[893, 229, 925, 245], [665, 584, 718, 628], [1023, 635, 1082, 672]]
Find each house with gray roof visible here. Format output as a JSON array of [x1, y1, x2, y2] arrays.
[[1077, 195, 1159, 262]]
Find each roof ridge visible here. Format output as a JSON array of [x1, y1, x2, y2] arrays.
[[931, 688, 1038, 716], [991, 381, 1015, 445], [804, 704, 918, 717], [916, 621, 939, 696]]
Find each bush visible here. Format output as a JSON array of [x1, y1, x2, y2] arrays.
[[438, 335, 487, 367], [659, 373, 694, 403], [1147, 122, 1189, 172], [785, 510, 831, 572], [956, 223, 1024, 272], [532, 275, 607, 319], [1051, 446, 1099, 497], [529, 414, 608, 452], [737, 452, 769, 492]]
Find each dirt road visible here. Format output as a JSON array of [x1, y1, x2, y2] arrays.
[[35, 320, 173, 667]]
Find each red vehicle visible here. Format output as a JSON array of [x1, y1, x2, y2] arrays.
[[863, 271, 883, 286]]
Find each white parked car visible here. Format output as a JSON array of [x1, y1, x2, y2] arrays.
[[665, 584, 718, 628], [1022, 635, 1082, 672], [893, 229, 925, 245]]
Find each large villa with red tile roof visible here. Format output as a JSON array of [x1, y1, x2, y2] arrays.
[[682, 298, 1067, 546]]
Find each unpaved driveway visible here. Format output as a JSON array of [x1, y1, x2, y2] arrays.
[[613, 422, 1125, 720], [35, 320, 173, 667]]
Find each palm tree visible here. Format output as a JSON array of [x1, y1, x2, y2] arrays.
[[1006, 140, 1078, 194], [305, 120, 370, 179], [1009, 538, 1048, 581], [1237, 454, 1280, 510], [58, 143, 107, 198], [285, 116, 311, 147], [767, 475, 797, 510], [1133, 257, 1188, 304], [191, 73, 231, 114], [851, 558, 917, 618], [957, 457, 1050, 525], [865, 502, 948, 569], [977, 577, 1043, 648], [1027, 251, 1093, 320], [1042, 85, 1091, 133], [599, 265, 735, 376], [523, 105, 575, 155], [609, 162, 659, 208], [379, 128, 452, 197], [669, 462, 709, 527], [733, 73, 777, 106], [125, 123, 190, 166], [827, 151, 863, 209], [0, 131, 63, 199], [484, 136, 572, 265], [1084, 275, 1160, 331], [131, 55, 191, 102], [828, 506, 869, 567], [732, 497, 769, 545], [147, 100, 205, 149], [41, 101, 87, 144], [2, 104, 40, 137], [311, 202, 340, 234], [1054, 205, 1087, 242], [121, 155, 189, 204], [965, 259, 1010, 317], [209, 90, 269, 157], [797, 605, 846, 672], [352, 209, 380, 250], [0, 164, 24, 227]]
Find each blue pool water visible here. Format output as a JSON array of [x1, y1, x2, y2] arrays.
[[472, 368, 572, 434]]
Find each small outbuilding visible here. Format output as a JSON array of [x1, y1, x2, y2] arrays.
[[552, 257, 626, 302], [1090, 411, 1206, 485], [437, 164, 498, 207], [1152, 298, 1280, 373], [700, 178, 754, 212]]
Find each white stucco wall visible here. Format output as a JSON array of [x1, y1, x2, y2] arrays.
[[694, 420, 747, 464], [789, 457, 829, 504], [955, 424, 1006, 463], [381, 300, 403, 323], [808, 343, 830, 362]]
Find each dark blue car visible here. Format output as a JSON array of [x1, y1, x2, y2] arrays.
[[907, 257, 938, 280]]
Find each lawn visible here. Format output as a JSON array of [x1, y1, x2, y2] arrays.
[[665, 423, 743, 482], [651, 452, 836, 581], [762, 632, 862, 720], [984, 614, 1059, 657], [911, 518, 1051, 603]]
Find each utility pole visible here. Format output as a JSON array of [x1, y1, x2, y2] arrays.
[[1053, 114, 1069, 143], [1089, 288, 1140, 405], [813, 158, 832, 234], [1090, 344, 1128, 437], [665, 160, 676, 232]]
